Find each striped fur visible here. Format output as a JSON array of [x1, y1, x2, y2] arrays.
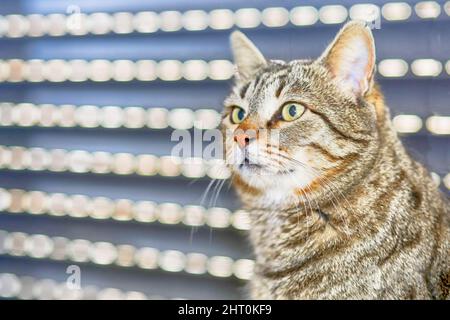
[[222, 22, 449, 299]]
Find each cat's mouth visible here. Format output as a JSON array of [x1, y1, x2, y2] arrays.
[[278, 168, 296, 175], [239, 157, 263, 171], [238, 157, 296, 175]]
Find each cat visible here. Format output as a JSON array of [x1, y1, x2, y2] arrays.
[[221, 21, 449, 299]]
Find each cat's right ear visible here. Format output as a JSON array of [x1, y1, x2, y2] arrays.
[[318, 21, 376, 97], [230, 31, 267, 82]]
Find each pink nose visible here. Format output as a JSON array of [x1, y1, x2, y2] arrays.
[[234, 133, 250, 149]]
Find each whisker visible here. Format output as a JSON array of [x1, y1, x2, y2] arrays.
[[200, 178, 217, 208], [211, 179, 226, 208]]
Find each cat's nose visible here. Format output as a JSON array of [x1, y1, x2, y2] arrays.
[[234, 133, 252, 149]]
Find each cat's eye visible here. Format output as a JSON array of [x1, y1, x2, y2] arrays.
[[230, 107, 246, 124], [281, 103, 305, 122]]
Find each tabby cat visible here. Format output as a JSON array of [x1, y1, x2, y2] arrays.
[[221, 21, 449, 299]]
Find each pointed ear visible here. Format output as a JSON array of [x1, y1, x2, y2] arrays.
[[230, 31, 267, 82], [318, 21, 376, 97]]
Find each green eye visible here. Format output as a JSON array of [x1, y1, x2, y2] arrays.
[[230, 107, 246, 124], [281, 103, 305, 121]]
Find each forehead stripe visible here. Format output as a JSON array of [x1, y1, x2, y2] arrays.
[[239, 82, 251, 99], [275, 76, 287, 98]]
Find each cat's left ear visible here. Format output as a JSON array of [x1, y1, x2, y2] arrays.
[[318, 21, 376, 97], [230, 31, 267, 82]]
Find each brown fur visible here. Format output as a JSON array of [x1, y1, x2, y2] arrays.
[[223, 22, 450, 299]]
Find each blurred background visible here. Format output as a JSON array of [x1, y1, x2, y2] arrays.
[[0, 0, 448, 300]]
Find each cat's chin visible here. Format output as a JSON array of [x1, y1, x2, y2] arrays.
[[234, 165, 317, 199]]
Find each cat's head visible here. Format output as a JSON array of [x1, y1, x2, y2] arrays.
[[222, 21, 385, 209]]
